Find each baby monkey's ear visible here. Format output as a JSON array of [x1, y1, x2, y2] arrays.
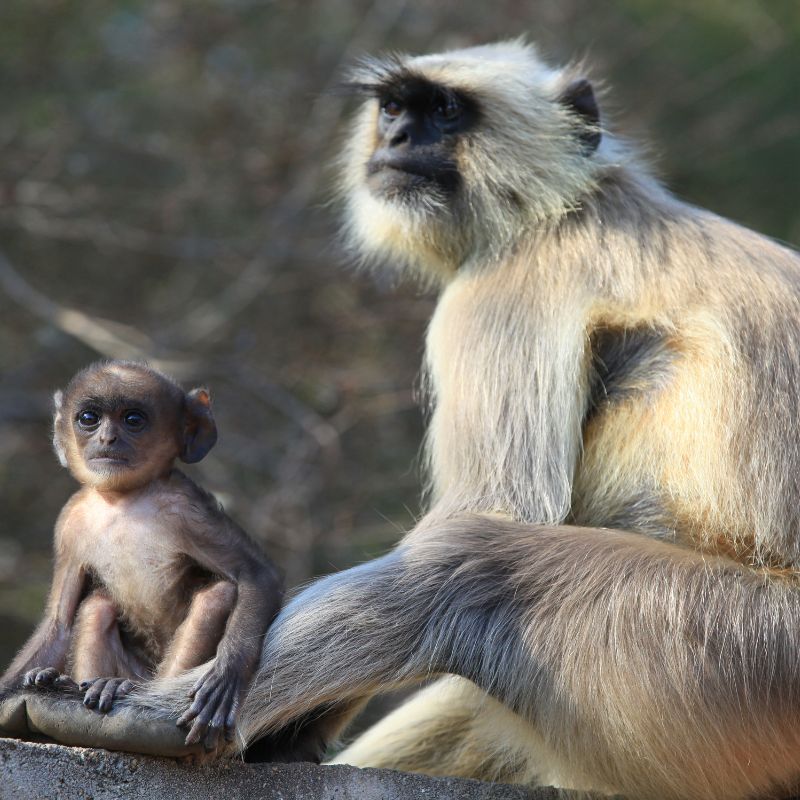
[[52, 390, 69, 468], [181, 388, 218, 464]]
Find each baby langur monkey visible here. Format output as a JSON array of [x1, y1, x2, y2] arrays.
[[1, 360, 282, 750]]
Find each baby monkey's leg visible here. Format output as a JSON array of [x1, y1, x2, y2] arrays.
[[69, 590, 148, 712], [157, 580, 239, 751], [156, 580, 236, 678]]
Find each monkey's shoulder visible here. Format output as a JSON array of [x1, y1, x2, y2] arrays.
[[161, 469, 231, 525], [162, 470, 269, 559]]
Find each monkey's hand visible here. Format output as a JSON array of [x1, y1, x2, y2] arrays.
[[176, 662, 242, 751], [22, 667, 78, 691], [80, 677, 134, 713]]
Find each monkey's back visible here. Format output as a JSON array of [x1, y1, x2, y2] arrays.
[[570, 190, 800, 569]]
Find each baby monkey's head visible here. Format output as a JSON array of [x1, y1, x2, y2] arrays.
[[53, 360, 217, 492]]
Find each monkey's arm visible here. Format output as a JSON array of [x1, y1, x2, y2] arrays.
[[1, 558, 86, 688], [233, 514, 800, 797], [175, 521, 282, 749]]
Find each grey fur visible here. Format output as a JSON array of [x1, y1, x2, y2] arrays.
[[587, 325, 676, 409], [131, 41, 800, 799]]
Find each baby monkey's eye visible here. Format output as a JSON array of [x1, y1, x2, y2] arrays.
[[123, 410, 147, 430], [77, 410, 100, 428], [380, 98, 403, 118]]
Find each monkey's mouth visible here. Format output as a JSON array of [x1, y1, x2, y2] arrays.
[[366, 153, 459, 197], [89, 454, 131, 468]]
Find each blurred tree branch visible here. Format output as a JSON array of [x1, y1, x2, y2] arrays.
[[0, 250, 181, 368]]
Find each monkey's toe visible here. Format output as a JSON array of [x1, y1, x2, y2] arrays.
[[23, 667, 60, 688], [82, 677, 124, 711]]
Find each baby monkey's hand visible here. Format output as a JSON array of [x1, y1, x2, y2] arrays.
[[80, 676, 134, 712], [176, 661, 242, 751]]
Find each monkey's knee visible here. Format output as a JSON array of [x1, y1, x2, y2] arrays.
[[157, 580, 237, 678], [70, 591, 127, 683], [74, 591, 120, 638], [190, 580, 236, 622]]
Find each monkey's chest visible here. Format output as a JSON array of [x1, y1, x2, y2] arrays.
[[77, 512, 190, 651]]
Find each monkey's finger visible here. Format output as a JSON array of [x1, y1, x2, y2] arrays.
[[83, 678, 109, 708], [203, 724, 221, 751], [178, 688, 216, 730], [178, 679, 223, 727], [177, 709, 196, 728], [98, 678, 123, 712], [188, 671, 219, 698], [185, 716, 210, 746], [194, 684, 226, 726], [214, 681, 239, 739], [224, 691, 241, 737], [116, 680, 134, 698], [210, 691, 234, 734], [79, 677, 99, 691], [177, 690, 208, 725], [182, 684, 226, 744], [22, 669, 40, 687], [177, 689, 212, 727], [187, 675, 212, 702]]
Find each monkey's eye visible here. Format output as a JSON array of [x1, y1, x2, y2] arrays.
[[122, 410, 147, 431], [77, 410, 100, 429], [380, 98, 403, 119], [433, 95, 463, 124]]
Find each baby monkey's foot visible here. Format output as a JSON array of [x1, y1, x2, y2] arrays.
[[80, 677, 134, 712], [22, 667, 78, 691]]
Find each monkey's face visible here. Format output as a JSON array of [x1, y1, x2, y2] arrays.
[[60, 367, 181, 492], [365, 77, 476, 204], [53, 362, 202, 493], [341, 41, 605, 283]]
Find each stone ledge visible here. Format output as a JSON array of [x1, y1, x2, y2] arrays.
[[0, 737, 563, 800]]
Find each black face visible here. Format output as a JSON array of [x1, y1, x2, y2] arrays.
[[73, 398, 153, 471], [366, 76, 477, 200]]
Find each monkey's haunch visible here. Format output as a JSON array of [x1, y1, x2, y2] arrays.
[[0, 689, 202, 758]]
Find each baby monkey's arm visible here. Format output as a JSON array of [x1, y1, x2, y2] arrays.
[[2, 551, 86, 690], [171, 508, 283, 750]]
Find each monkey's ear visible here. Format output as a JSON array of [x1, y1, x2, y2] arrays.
[[52, 390, 69, 468], [181, 388, 218, 464], [561, 78, 601, 154]]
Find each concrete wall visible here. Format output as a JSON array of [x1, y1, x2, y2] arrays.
[[0, 738, 567, 800]]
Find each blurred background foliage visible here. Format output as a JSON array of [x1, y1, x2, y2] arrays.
[[1, 0, 799, 668]]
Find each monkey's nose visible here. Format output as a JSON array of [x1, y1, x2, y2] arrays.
[[99, 425, 118, 445], [389, 128, 410, 147]]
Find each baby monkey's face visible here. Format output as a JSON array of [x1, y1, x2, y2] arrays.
[[56, 364, 184, 492], [72, 394, 173, 482]]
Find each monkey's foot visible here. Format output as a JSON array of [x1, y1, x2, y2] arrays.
[[0, 689, 208, 759], [22, 667, 78, 691]]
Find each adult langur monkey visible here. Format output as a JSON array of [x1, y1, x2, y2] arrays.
[[133, 41, 800, 799]]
